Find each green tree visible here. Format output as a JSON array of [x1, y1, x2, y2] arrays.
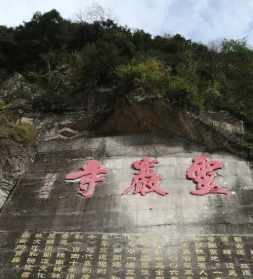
[[115, 58, 170, 101]]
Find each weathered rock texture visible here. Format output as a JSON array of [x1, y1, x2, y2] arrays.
[[0, 115, 36, 209], [0, 99, 252, 210], [100, 101, 251, 159]]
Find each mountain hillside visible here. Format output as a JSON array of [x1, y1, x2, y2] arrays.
[[0, 9, 253, 208]]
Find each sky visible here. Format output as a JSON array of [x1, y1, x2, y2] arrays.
[[1, 0, 253, 46]]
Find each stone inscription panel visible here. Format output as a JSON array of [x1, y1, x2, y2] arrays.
[[4, 232, 253, 279]]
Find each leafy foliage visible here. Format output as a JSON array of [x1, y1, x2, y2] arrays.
[[115, 58, 170, 100], [0, 9, 252, 128], [13, 122, 36, 144]]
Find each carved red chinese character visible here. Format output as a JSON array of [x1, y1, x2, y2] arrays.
[[122, 157, 168, 196], [65, 160, 108, 198], [186, 154, 229, 196]]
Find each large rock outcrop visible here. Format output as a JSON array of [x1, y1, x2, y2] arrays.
[[0, 99, 251, 210], [0, 115, 36, 209], [99, 100, 251, 159]]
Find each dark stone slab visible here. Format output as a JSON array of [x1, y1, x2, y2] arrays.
[[1, 232, 253, 279]]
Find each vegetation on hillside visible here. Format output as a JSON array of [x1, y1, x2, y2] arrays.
[[0, 9, 252, 135]]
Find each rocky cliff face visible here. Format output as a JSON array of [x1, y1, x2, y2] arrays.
[[100, 101, 251, 159], [0, 99, 251, 210], [0, 116, 36, 208]]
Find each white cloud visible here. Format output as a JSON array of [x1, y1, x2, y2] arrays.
[[1, 0, 253, 46]]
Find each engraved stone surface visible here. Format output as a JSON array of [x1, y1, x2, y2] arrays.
[[0, 133, 253, 278]]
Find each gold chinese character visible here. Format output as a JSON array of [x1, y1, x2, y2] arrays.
[[46, 239, 55, 245], [84, 254, 93, 260], [242, 269, 251, 276], [195, 249, 205, 255], [70, 253, 80, 260], [101, 240, 109, 247], [125, 269, 135, 275], [195, 242, 205, 249], [235, 243, 243, 249], [26, 257, 36, 264], [240, 263, 249, 269], [29, 250, 39, 257], [197, 256, 206, 262], [43, 251, 52, 258], [236, 249, 245, 256], [169, 270, 179, 276], [51, 273, 61, 279], [212, 271, 222, 276], [37, 272, 46, 279], [41, 258, 49, 265], [155, 269, 164, 276], [55, 259, 64, 266], [59, 239, 68, 246], [97, 261, 107, 268], [87, 247, 96, 254], [99, 254, 107, 261], [56, 252, 65, 258], [228, 269, 237, 276], [44, 245, 53, 252], [68, 266, 76, 273], [208, 242, 217, 249], [82, 267, 92, 274], [233, 237, 242, 243], [48, 233, 56, 239], [87, 234, 96, 240], [225, 262, 235, 269], [220, 236, 229, 243], [112, 261, 121, 269], [21, 231, 31, 239], [18, 238, 28, 244], [155, 261, 164, 268], [61, 233, 69, 239], [126, 262, 135, 269], [11, 256, 21, 263], [24, 264, 34, 271], [33, 239, 42, 245], [96, 268, 107, 275], [141, 261, 149, 269], [21, 272, 31, 278], [209, 249, 218, 255], [197, 263, 206, 269], [74, 233, 82, 240], [16, 244, 26, 250], [169, 263, 178, 269], [38, 265, 48, 272], [53, 266, 63, 273], [83, 261, 92, 267], [210, 256, 219, 262], [184, 270, 193, 276], [72, 247, 81, 253], [113, 247, 123, 254], [66, 274, 75, 279], [182, 249, 191, 255], [223, 249, 232, 255]]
